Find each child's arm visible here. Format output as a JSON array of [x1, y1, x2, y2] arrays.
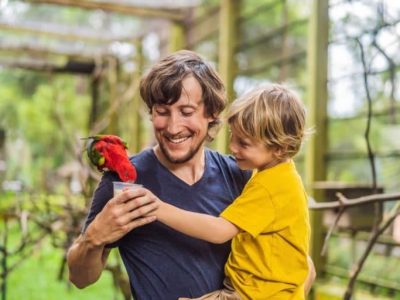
[[156, 200, 240, 244]]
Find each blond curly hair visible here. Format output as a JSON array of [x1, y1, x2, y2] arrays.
[[227, 84, 310, 159]]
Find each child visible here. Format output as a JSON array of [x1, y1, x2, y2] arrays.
[[153, 84, 311, 299]]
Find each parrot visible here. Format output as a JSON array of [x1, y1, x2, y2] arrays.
[[83, 134, 137, 182]]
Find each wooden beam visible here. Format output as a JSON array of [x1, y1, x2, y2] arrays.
[[25, 0, 186, 21], [305, 0, 329, 276], [0, 20, 140, 43], [0, 58, 95, 74], [0, 42, 107, 60]]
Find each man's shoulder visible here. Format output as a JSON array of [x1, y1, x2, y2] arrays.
[[205, 148, 251, 178], [205, 148, 237, 166], [129, 148, 154, 165]]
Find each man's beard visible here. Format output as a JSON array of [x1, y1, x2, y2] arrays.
[[158, 135, 206, 164]]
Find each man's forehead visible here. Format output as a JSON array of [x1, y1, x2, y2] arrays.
[[155, 99, 204, 108]]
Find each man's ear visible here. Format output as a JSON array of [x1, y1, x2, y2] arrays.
[[149, 109, 154, 121], [207, 114, 216, 124]]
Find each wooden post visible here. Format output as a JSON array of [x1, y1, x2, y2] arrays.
[[107, 56, 119, 134], [89, 74, 100, 131], [169, 21, 186, 52], [216, 0, 240, 154], [129, 39, 145, 153], [305, 0, 329, 276]]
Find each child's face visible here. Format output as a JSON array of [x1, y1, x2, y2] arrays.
[[229, 130, 280, 172]]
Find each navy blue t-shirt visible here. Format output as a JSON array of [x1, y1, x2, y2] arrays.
[[84, 148, 251, 300]]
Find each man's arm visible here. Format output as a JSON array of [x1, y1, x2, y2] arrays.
[[67, 232, 111, 288], [304, 255, 316, 295], [67, 188, 158, 288]]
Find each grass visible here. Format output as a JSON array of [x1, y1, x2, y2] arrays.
[[314, 279, 400, 300], [4, 236, 124, 300]]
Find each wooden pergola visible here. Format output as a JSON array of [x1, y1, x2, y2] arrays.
[[0, 0, 330, 273]]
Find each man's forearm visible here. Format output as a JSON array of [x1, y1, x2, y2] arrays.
[[67, 187, 159, 288], [67, 233, 110, 289]]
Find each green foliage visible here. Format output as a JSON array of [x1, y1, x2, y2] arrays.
[[325, 235, 400, 298], [0, 190, 125, 299], [0, 70, 90, 191], [235, 0, 309, 89]]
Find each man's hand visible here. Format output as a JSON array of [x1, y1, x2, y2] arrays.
[[67, 187, 158, 289], [86, 187, 158, 246]]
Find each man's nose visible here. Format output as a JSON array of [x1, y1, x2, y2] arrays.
[[166, 113, 184, 134]]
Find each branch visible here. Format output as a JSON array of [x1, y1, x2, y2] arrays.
[[355, 37, 377, 191], [308, 192, 400, 210], [344, 202, 400, 300], [320, 204, 345, 256], [309, 191, 400, 300]]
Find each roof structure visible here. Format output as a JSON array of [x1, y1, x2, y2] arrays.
[[0, 0, 202, 73]]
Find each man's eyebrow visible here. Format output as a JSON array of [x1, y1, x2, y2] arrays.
[[180, 100, 204, 108], [179, 104, 198, 109]]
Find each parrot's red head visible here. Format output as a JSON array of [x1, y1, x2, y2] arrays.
[[85, 135, 137, 182]]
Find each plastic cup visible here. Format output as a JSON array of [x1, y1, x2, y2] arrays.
[[113, 181, 142, 196]]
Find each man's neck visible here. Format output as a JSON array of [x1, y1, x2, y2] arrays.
[[153, 145, 206, 186]]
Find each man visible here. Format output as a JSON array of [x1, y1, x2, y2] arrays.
[[67, 50, 251, 299], [67, 50, 316, 299]]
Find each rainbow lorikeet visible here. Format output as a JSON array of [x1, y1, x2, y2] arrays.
[[84, 135, 137, 182]]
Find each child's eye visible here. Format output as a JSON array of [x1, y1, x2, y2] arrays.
[[239, 140, 249, 147]]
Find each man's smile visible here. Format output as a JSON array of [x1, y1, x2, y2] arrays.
[[164, 135, 191, 144]]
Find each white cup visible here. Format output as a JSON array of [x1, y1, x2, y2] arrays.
[[113, 181, 142, 196]]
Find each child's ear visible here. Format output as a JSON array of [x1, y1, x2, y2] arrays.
[[273, 147, 286, 159]]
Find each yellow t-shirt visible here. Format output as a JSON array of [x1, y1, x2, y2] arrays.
[[220, 160, 310, 300]]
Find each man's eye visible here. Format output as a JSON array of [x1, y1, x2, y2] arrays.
[[182, 110, 194, 117], [155, 110, 168, 116]]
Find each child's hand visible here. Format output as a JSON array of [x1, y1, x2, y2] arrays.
[[137, 188, 163, 218]]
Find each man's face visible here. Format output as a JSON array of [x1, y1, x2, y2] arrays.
[[151, 76, 214, 164]]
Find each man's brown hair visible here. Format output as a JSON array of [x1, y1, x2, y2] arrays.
[[140, 50, 226, 140]]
